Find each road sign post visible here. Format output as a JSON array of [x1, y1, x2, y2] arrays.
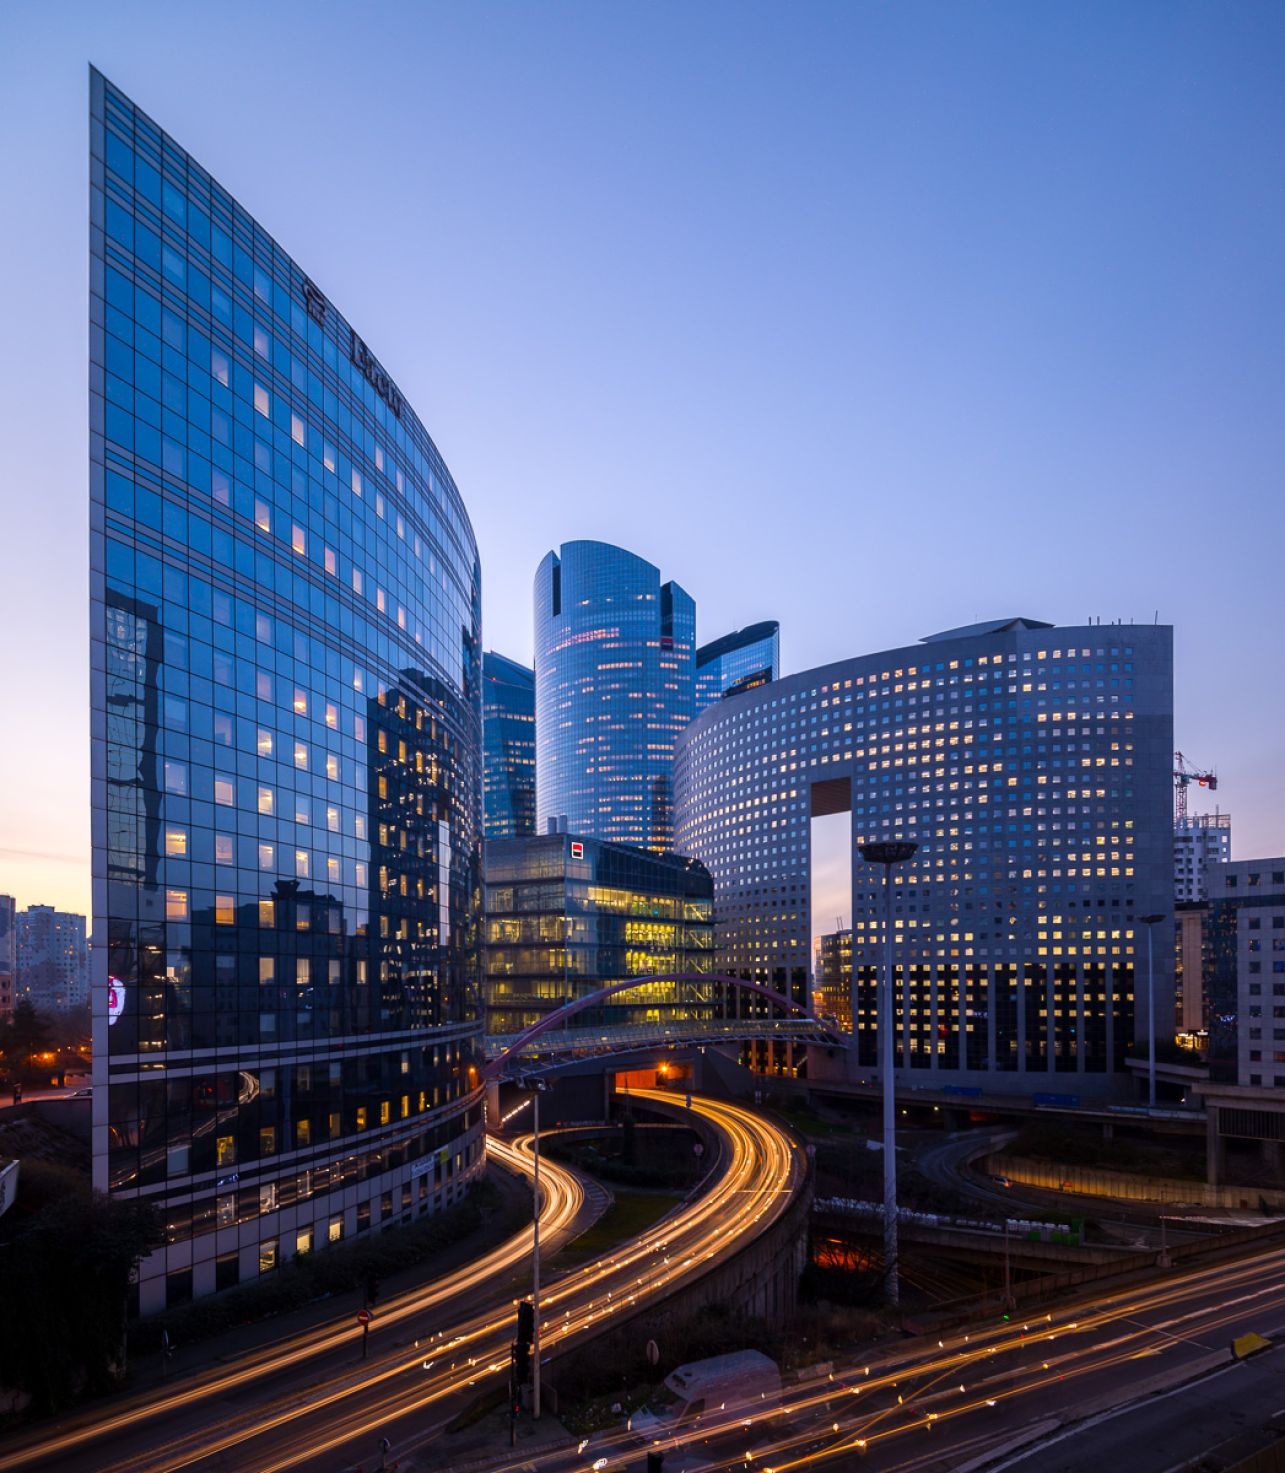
[[356, 1307, 372, 1360]]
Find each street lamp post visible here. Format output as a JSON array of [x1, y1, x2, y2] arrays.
[[859, 839, 918, 1309], [1139, 914, 1166, 1111], [517, 1075, 548, 1417]]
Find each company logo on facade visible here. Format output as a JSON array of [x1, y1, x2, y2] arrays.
[[350, 330, 404, 419], [108, 976, 125, 1025], [301, 277, 326, 324]]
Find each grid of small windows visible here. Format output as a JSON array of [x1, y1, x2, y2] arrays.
[[535, 542, 695, 853], [89, 72, 485, 1305], [1204, 863, 1285, 1089], [674, 625, 1173, 1086]]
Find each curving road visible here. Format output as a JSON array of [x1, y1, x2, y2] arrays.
[[1, 1134, 600, 1473], [11, 1091, 803, 1473]]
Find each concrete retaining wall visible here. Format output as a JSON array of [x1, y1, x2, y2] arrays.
[[983, 1152, 1285, 1210]]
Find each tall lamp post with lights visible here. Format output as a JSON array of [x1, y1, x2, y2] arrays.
[[859, 839, 919, 1308], [1139, 914, 1167, 1111], [515, 1075, 548, 1415]]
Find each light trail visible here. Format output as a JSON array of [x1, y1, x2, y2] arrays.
[[489, 1244, 1285, 1473], [0, 1135, 591, 1473], [13, 1091, 803, 1473]]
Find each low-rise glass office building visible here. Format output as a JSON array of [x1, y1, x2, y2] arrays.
[[484, 834, 714, 1036], [89, 71, 485, 1310]]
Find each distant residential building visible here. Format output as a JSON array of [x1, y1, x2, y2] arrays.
[[483, 652, 537, 839], [17, 907, 89, 1012], [815, 928, 852, 1031], [696, 621, 779, 712], [1174, 812, 1232, 902], [535, 541, 695, 853], [484, 832, 713, 1036], [0, 896, 15, 1022], [1204, 858, 1285, 1088]]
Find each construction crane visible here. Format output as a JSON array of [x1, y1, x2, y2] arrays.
[[1173, 751, 1217, 822]]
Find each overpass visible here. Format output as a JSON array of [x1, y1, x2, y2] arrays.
[[483, 972, 845, 1080]]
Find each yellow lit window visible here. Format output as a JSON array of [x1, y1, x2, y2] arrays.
[[259, 958, 275, 984], [258, 899, 275, 927], [216, 1135, 236, 1166], [294, 741, 308, 769], [293, 688, 307, 715], [215, 895, 235, 925], [166, 888, 189, 921], [165, 828, 187, 857], [257, 728, 273, 756], [296, 850, 309, 878], [258, 843, 274, 869], [326, 754, 339, 780], [325, 702, 339, 729], [292, 525, 306, 556], [327, 805, 340, 832], [356, 1107, 367, 1132], [328, 1218, 342, 1244], [214, 778, 234, 806], [258, 787, 274, 815], [254, 498, 271, 532], [379, 1100, 391, 1125]]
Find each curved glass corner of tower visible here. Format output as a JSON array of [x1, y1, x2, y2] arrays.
[[88, 69, 484, 1311]]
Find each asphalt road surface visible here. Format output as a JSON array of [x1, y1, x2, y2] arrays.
[[512, 1243, 1285, 1473], [5, 1091, 803, 1473]]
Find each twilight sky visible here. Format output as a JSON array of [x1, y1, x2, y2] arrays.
[[0, 0, 1282, 930]]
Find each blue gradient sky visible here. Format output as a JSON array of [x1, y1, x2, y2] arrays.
[[1, 1, 1281, 926]]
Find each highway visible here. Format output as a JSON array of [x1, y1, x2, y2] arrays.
[[9, 1091, 803, 1473], [518, 1243, 1285, 1473], [0, 1133, 598, 1473]]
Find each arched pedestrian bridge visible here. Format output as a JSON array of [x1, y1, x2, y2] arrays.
[[483, 971, 846, 1080]]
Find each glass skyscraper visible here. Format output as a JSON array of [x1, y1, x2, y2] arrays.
[[534, 541, 694, 852], [482, 651, 536, 839], [676, 617, 1174, 1096], [695, 620, 780, 711], [89, 71, 485, 1311]]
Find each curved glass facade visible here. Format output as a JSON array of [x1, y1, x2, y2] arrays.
[[534, 541, 694, 852], [675, 618, 1174, 1096], [89, 71, 484, 1310], [696, 620, 780, 711]]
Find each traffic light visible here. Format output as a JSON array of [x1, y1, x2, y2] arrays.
[[513, 1339, 531, 1382], [517, 1300, 535, 1344]]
